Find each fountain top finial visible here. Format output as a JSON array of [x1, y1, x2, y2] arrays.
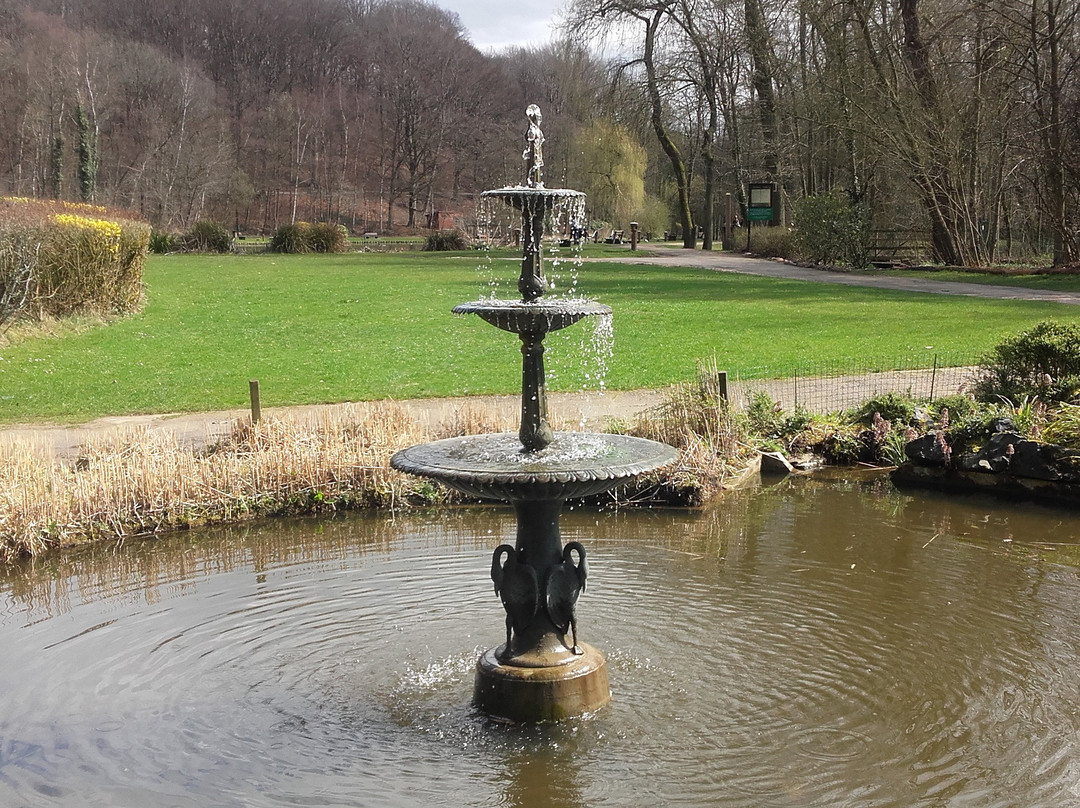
[[523, 104, 545, 188]]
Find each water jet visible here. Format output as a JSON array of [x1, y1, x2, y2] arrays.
[[391, 105, 677, 722]]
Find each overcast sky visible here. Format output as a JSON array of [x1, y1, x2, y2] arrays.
[[438, 0, 563, 51]]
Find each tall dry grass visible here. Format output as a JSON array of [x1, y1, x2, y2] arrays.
[[0, 403, 442, 562], [610, 361, 752, 505], [0, 387, 747, 562]]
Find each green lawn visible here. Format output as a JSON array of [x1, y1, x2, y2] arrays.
[[1, 250, 1077, 423]]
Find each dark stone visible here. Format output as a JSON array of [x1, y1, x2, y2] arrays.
[[982, 432, 1024, 456], [957, 453, 1003, 473], [988, 417, 1019, 434], [904, 433, 950, 466], [790, 454, 825, 472], [1010, 440, 1063, 481], [891, 462, 1080, 508], [760, 451, 794, 476]]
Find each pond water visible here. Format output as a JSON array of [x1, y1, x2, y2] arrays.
[[2, 473, 1080, 807]]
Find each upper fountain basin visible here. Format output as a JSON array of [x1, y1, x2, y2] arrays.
[[390, 432, 678, 502], [453, 299, 611, 334], [481, 187, 585, 211]]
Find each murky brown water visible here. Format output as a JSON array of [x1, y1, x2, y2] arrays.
[[3, 473, 1080, 807]]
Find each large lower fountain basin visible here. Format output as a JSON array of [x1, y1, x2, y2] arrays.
[[391, 432, 677, 501]]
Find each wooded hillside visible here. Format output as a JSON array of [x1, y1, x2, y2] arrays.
[[0, 0, 1076, 266]]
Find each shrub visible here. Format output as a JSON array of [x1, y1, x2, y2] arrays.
[[792, 192, 871, 268], [270, 223, 307, 253], [745, 225, 794, 259], [184, 220, 230, 253], [149, 230, 180, 254], [270, 222, 348, 254], [424, 230, 469, 251], [0, 197, 150, 321], [851, 391, 917, 426], [305, 222, 349, 253], [972, 320, 1080, 404]]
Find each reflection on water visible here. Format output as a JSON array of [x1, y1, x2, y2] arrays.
[[2, 474, 1080, 807]]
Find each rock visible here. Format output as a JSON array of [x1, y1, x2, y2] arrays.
[[904, 433, 950, 466], [1010, 440, 1064, 481], [760, 451, 794, 476], [988, 417, 1019, 434], [982, 432, 1024, 456], [957, 453, 1004, 473]]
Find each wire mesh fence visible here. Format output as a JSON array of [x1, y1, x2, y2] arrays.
[[721, 354, 981, 414]]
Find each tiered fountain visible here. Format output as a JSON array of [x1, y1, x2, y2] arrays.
[[391, 105, 677, 723]]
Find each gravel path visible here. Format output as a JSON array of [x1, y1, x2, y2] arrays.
[[598, 247, 1080, 305], [3, 251, 1068, 459]]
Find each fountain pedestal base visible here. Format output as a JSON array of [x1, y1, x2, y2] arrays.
[[474, 643, 610, 723]]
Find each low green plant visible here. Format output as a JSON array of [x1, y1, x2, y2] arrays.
[[792, 191, 872, 268], [745, 390, 785, 437], [149, 230, 180, 254], [1042, 403, 1080, 449], [424, 230, 469, 251], [743, 391, 815, 450], [851, 391, 917, 426], [184, 220, 230, 253], [973, 320, 1080, 404], [927, 393, 979, 424]]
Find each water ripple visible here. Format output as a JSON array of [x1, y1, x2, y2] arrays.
[[0, 483, 1079, 806]]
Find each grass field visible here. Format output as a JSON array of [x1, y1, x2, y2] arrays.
[[866, 267, 1080, 292], [1, 249, 1078, 423]]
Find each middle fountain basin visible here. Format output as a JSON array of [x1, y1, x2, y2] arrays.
[[452, 300, 612, 335]]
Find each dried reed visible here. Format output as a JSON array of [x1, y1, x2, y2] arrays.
[[610, 360, 751, 506], [0, 403, 434, 562], [0, 385, 750, 562]]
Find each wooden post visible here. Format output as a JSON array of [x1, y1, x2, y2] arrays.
[[724, 193, 733, 249], [717, 370, 728, 401], [629, 221, 639, 251], [249, 379, 262, 424]]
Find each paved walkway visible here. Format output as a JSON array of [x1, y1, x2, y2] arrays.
[[598, 246, 1080, 305], [3, 252, 1073, 459]]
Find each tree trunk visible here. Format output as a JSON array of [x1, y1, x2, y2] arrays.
[[745, 0, 779, 183], [899, 0, 970, 266], [643, 10, 695, 249]]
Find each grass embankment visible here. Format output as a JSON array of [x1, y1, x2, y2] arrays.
[[1, 250, 1078, 423], [0, 381, 744, 561]]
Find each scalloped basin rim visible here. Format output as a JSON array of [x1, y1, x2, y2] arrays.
[[481, 187, 585, 198], [390, 432, 679, 502], [453, 300, 612, 334], [453, 300, 612, 314]]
